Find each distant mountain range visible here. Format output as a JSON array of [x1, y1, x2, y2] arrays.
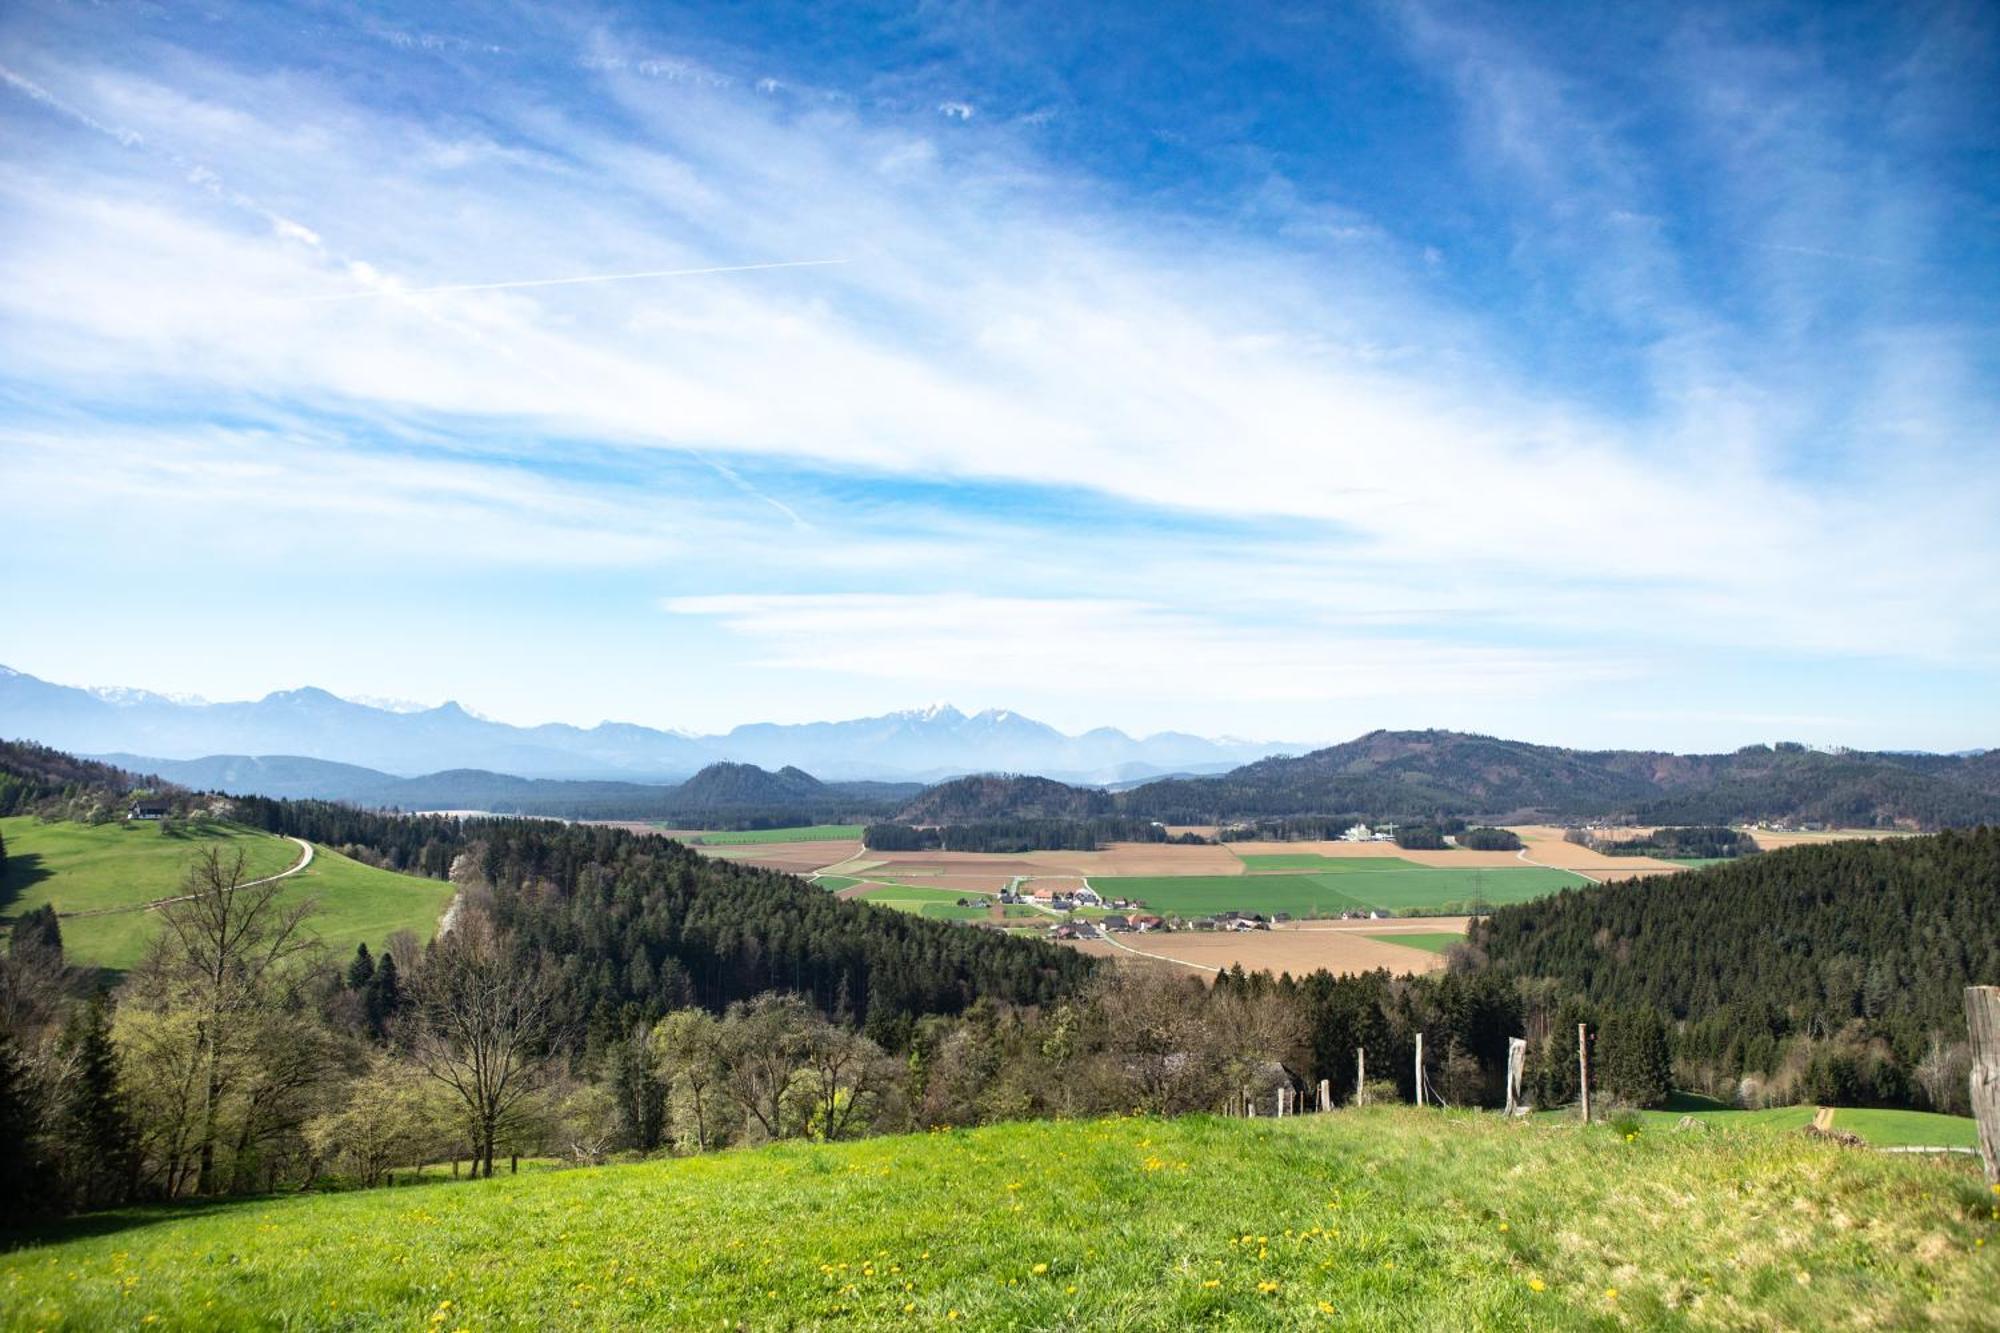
[[0, 665, 1293, 784]]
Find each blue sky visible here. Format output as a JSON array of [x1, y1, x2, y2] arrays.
[[1, 0, 1995, 750]]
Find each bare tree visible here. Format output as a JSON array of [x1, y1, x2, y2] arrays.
[[717, 993, 814, 1142], [142, 846, 318, 1195], [403, 911, 563, 1178], [653, 1009, 724, 1151], [798, 1022, 893, 1142]]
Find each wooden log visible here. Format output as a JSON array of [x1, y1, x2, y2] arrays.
[[1578, 1023, 1592, 1124], [1968, 986, 2000, 1184]]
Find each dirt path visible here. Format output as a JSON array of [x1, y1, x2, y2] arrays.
[[59, 836, 315, 919], [1516, 846, 1601, 884]]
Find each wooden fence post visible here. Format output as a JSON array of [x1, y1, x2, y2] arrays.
[[1968, 986, 2000, 1184], [1415, 1033, 1426, 1108], [1318, 1078, 1331, 1112], [1578, 1023, 1592, 1124], [1356, 1047, 1366, 1105]]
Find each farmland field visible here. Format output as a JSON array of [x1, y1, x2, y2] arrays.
[[0, 816, 455, 970], [1235, 852, 1428, 873], [681, 824, 866, 845], [854, 884, 993, 921], [2, 1108, 1989, 1330], [1095, 866, 1583, 918], [1377, 931, 1467, 954]]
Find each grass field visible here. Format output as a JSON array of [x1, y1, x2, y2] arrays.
[[683, 825, 865, 846], [1377, 931, 1467, 954], [0, 817, 455, 970], [1095, 867, 1582, 918], [853, 885, 992, 921], [811, 875, 862, 893], [1, 1108, 1990, 1330], [1532, 1094, 1979, 1150], [1234, 853, 1429, 873], [1829, 1108, 1981, 1149], [269, 846, 458, 964]]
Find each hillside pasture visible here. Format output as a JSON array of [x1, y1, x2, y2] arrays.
[[0, 816, 455, 970], [3, 1109, 1988, 1330]]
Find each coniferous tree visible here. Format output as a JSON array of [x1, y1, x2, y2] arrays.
[[363, 952, 402, 1037], [55, 995, 135, 1210], [9, 904, 62, 961], [0, 1030, 52, 1222], [346, 942, 376, 990], [610, 1030, 668, 1152]]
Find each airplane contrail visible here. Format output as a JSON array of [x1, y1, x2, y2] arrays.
[[309, 258, 849, 301]]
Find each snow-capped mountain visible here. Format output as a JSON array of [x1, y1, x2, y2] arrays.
[[0, 665, 1296, 783]]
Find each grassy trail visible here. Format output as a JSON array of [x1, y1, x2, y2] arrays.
[[2, 1108, 1992, 1329]]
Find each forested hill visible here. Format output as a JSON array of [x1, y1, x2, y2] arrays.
[[896, 773, 1115, 823], [1474, 829, 2000, 1043], [0, 739, 165, 813], [226, 793, 1096, 1039], [1118, 730, 2000, 827]]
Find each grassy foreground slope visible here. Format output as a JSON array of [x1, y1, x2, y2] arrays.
[[3, 1110, 1993, 1330]]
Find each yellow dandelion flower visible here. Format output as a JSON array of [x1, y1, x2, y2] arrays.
[[1033, 1263, 1049, 1275], [1202, 1279, 1221, 1289], [1497, 1222, 1509, 1232], [1318, 1300, 1336, 1314], [1258, 1280, 1281, 1294], [1528, 1278, 1546, 1292], [1605, 1287, 1619, 1301], [1066, 1285, 1078, 1295]]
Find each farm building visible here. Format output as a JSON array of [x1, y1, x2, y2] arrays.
[[128, 802, 171, 821]]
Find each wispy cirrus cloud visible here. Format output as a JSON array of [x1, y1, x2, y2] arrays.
[[0, 0, 1993, 745]]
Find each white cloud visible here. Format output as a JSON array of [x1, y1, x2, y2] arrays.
[[0, 1, 1993, 719], [662, 593, 1635, 704]]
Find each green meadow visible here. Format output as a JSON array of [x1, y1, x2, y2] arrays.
[[1233, 853, 1429, 873], [854, 885, 992, 921], [1378, 931, 1468, 954], [1095, 867, 1580, 917], [684, 825, 865, 846], [0, 816, 455, 970], [1, 1108, 1990, 1330]]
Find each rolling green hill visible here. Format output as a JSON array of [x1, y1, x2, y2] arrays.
[[0, 815, 454, 970], [1, 1109, 1990, 1330]]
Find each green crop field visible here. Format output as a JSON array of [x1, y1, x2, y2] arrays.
[[811, 875, 862, 893], [683, 825, 865, 845], [1378, 931, 1467, 954], [0, 816, 455, 971], [1, 1108, 1990, 1330], [1233, 853, 1429, 873], [854, 885, 992, 921], [1095, 867, 1581, 918]]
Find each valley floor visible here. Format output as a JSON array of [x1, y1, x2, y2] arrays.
[[2, 1108, 1993, 1330]]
